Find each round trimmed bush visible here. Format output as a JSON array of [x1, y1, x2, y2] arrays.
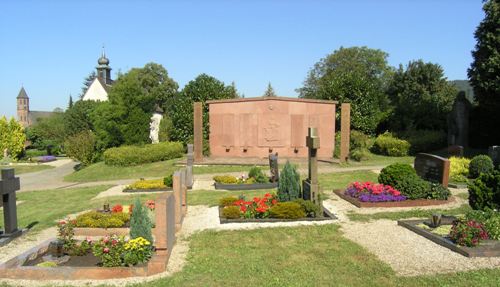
[[222, 206, 241, 219], [378, 163, 417, 187], [269, 202, 306, 219], [394, 175, 429, 200], [219, 196, 239, 207], [469, 155, 494, 178]]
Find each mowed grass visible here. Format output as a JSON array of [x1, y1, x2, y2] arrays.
[[0, 186, 164, 232], [319, 170, 379, 191], [339, 153, 414, 167], [2, 164, 54, 174], [64, 159, 255, 182], [347, 204, 472, 222], [123, 225, 499, 287]]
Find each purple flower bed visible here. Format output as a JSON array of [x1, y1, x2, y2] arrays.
[[35, 155, 57, 163], [344, 182, 407, 202]]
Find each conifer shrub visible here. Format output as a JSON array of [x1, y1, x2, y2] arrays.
[[469, 155, 494, 178], [269, 202, 306, 219], [248, 166, 268, 183], [277, 161, 301, 201], [468, 170, 500, 211], [222, 206, 241, 219], [130, 198, 153, 244]]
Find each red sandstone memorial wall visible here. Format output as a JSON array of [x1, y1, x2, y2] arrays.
[[207, 97, 336, 158]]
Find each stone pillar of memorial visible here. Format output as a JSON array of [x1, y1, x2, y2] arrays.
[[340, 103, 351, 163], [193, 102, 203, 163], [302, 128, 321, 207]]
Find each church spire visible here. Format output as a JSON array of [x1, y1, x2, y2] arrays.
[[96, 46, 112, 84]]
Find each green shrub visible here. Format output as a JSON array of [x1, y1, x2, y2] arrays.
[[469, 155, 494, 178], [103, 142, 183, 166], [350, 130, 373, 150], [269, 202, 306, 219], [163, 173, 173, 187], [277, 161, 301, 202], [130, 198, 153, 244], [394, 175, 429, 200], [24, 149, 46, 158], [465, 210, 500, 240], [219, 196, 239, 207], [450, 156, 471, 183], [449, 218, 489, 247], [64, 130, 99, 167], [372, 132, 410, 157], [349, 148, 371, 161], [222, 206, 241, 219], [248, 166, 268, 183], [401, 130, 446, 155], [333, 132, 341, 158], [378, 163, 417, 187], [426, 183, 451, 200], [468, 170, 500, 211], [213, 175, 239, 184], [294, 199, 321, 218]]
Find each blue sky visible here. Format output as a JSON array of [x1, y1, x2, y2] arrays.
[[0, 0, 484, 119]]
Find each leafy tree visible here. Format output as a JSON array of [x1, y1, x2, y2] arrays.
[[168, 73, 238, 148], [298, 46, 393, 134], [0, 117, 26, 159], [93, 63, 178, 149], [468, 0, 500, 146], [80, 71, 96, 99], [263, 82, 277, 97], [25, 113, 67, 152], [64, 100, 101, 136], [387, 60, 457, 131]]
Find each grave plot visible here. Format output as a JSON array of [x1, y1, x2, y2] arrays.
[[398, 215, 500, 257], [213, 155, 278, 190], [0, 169, 188, 280], [218, 128, 336, 223]]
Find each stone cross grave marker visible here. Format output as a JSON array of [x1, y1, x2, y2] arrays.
[[0, 168, 21, 238], [268, 152, 279, 183], [414, 153, 450, 187], [302, 127, 321, 207]]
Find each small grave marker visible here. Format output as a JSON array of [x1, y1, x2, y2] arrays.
[[448, 145, 464, 158], [0, 168, 22, 246], [414, 153, 450, 187], [268, 152, 279, 183], [302, 127, 321, 207]]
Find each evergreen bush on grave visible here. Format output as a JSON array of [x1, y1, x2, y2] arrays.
[[130, 198, 153, 244], [277, 161, 301, 202]]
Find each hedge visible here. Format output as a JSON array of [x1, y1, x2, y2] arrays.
[[103, 142, 184, 166]]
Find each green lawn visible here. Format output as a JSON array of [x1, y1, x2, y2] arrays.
[[347, 204, 472, 222], [319, 170, 379, 191], [1, 164, 54, 175], [64, 159, 255, 182], [340, 154, 415, 167]]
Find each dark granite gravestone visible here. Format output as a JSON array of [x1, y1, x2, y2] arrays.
[[414, 153, 450, 187], [0, 168, 22, 246], [488, 146, 500, 169], [268, 152, 279, 183], [302, 127, 321, 207], [447, 92, 471, 147], [448, 145, 464, 158]]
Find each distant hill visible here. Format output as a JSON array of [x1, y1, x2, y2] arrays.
[[450, 80, 475, 103]]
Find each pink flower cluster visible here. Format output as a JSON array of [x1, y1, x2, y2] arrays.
[[350, 181, 401, 196]]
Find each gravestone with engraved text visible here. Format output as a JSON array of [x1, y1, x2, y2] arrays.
[[414, 153, 450, 186]]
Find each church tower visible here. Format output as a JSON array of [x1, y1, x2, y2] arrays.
[[96, 48, 112, 85], [16, 87, 30, 127]]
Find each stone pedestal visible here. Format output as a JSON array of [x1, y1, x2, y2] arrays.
[[340, 103, 351, 163]]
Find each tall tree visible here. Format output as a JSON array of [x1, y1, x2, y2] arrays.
[[0, 117, 26, 159], [68, 94, 73, 108], [80, 71, 97, 99], [92, 63, 178, 148], [297, 46, 393, 134], [263, 82, 277, 97], [387, 60, 457, 132], [64, 100, 101, 136], [168, 74, 238, 149], [467, 0, 500, 145]]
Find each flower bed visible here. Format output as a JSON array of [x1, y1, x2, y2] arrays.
[[34, 155, 57, 163], [398, 217, 500, 257], [123, 179, 172, 193], [334, 189, 453, 208], [345, 182, 406, 202], [218, 193, 335, 223]]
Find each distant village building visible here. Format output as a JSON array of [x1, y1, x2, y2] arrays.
[[82, 50, 114, 101], [16, 87, 55, 127]]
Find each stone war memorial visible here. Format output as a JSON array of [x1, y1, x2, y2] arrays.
[[206, 97, 337, 159]]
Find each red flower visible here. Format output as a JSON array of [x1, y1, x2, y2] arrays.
[[264, 193, 272, 198], [58, 220, 66, 225], [111, 204, 123, 213], [240, 205, 247, 212], [103, 247, 110, 253], [271, 199, 277, 205], [253, 197, 260, 203]]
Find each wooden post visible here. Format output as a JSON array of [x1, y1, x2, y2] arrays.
[[340, 103, 351, 163], [193, 102, 203, 162]]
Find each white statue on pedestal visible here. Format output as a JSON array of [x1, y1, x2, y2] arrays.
[[149, 112, 163, 144]]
